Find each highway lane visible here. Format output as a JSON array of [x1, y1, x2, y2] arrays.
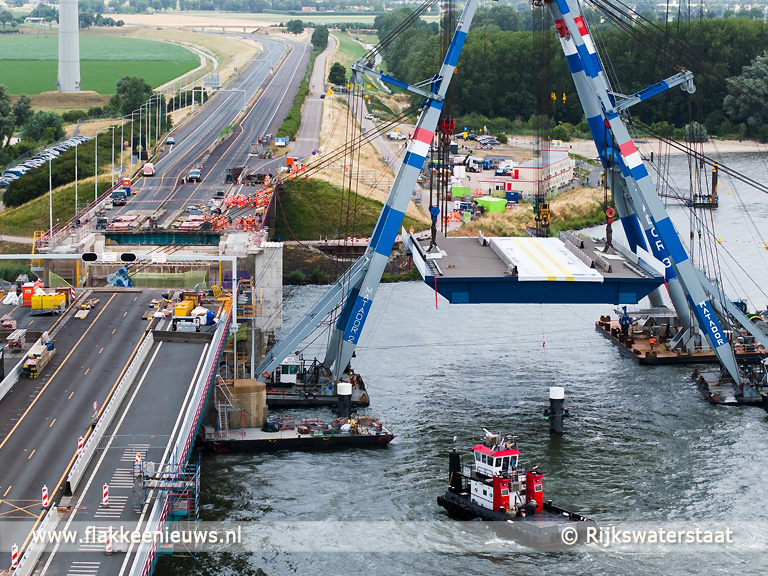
[[0, 291, 160, 568], [159, 36, 311, 222], [114, 35, 311, 228], [36, 339, 210, 576], [113, 38, 288, 222]]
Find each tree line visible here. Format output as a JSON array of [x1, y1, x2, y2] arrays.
[[373, 7, 768, 141]]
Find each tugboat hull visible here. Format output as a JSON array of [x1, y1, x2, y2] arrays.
[[437, 491, 595, 550]]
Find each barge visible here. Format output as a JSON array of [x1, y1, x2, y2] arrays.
[[199, 416, 393, 453]]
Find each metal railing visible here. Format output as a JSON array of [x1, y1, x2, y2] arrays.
[[132, 295, 234, 576]]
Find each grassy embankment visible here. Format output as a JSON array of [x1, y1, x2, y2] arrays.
[[273, 178, 423, 283], [451, 186, 610, 238], [0, 177, 113, 238], [329, 31, 405, 118]]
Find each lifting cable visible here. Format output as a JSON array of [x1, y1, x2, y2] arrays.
[[361, 0, 439, 64], [629, 118, 768, 196]]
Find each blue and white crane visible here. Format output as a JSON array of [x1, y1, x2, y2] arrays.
[[255, 0, 481, 383], [545, 0, 768, 395]]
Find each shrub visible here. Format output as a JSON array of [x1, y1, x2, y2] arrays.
[[286, 269, 306, 284], [310, 268, 330, 284]]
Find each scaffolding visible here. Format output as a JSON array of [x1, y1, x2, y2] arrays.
[[137, 453, 201, 559]]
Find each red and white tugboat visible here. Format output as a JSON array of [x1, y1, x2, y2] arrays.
[[437, 430, 594, 549]]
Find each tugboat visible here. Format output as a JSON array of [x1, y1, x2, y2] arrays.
[[264, 356, 371, 408], [437, 430, 594, 549]]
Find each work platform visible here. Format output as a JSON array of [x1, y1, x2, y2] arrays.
[[596, 318, 768, 365], [403, 230, 664, 304]]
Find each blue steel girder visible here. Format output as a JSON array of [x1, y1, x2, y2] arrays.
[[549, 0, 741, 384]]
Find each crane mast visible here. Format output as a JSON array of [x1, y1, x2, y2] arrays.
[[256, 0, 482, 382], [542, 0, 749, 385]]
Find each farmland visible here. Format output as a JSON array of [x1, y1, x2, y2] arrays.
[[0, 34, 198, 94]]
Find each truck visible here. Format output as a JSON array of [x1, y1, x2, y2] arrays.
[[143, 163, 155, 176]]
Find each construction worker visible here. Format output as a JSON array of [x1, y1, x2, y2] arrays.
[[428, 204, 440, 251], [619, 306, 632, 337]]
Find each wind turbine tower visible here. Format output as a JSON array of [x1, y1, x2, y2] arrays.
[[58, 0, 81, 92]]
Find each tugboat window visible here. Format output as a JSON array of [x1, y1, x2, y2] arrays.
[[502, 457, 510, 469], [482, 454, 487, 464], [475, 453, 481, 462]]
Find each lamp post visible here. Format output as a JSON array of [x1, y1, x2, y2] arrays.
[[95, 126, 112, 201], [74, 141, 78, 222], [48, 157, 53, 233], [110, 125, 115, 188], [122, 112, 137, 173]]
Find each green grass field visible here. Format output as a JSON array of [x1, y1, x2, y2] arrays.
[[271, 178, 422, 240], [0, 35, 198, 94], [330, 31, 369, 70]]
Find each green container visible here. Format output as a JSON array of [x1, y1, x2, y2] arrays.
[[452, 186, 471, 198], [475, 197, 507, 213]]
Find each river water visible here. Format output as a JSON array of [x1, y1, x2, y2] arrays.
[[157, 152, 768, 576]]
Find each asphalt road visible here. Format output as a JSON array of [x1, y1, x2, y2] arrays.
[[114, 35, 310, 228], [35, 338, 210, 576], [0, 291, 159, 568]]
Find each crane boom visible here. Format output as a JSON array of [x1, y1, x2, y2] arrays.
[[546, 0, 742, 383], [255, 0, 481, 381]]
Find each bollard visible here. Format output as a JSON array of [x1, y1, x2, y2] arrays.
[[42, 485, 48, 508], [544, 386, 569, 434], [102, 483, 109, 507], [77, 436, 84, 456], [336, 382, 352, 419]]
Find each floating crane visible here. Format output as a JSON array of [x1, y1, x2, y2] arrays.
[[255, 0, 483, 384], [542, 0, 768, 398]]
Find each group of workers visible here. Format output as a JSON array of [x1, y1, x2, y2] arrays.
[[207, 214, 263, 231], [224, 191, 271, 209]]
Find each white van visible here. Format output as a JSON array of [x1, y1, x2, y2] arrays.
[[143, 163, 155, 176]]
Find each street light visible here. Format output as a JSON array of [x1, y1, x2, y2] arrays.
[[48, 157, 53, 233], [122, 112, 138, 173], [95, 125, 114, 201], [110, 125, 116, 188]]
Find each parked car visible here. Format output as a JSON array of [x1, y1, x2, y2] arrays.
[[167, 137, 176, 145], [365, 114, 374, 120]]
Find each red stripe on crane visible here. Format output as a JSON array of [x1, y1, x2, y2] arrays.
[[574, 16, 589, 36], [413, 128, 434, 145], [619, 140, 638, 158]]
